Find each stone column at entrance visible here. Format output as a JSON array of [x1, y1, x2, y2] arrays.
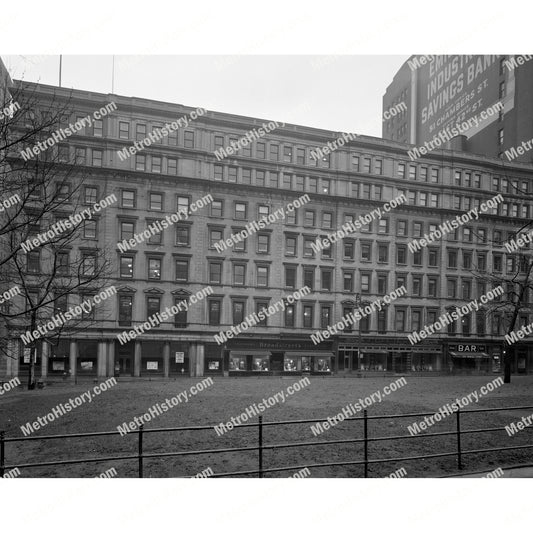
[[69, 340, 78, 380], [189, 343, 205, 377], [134, 341, 142, 377], [41, 341, 49, 378], [163, 342, 170, 378], [107, 340, 115, 377], [97, 341, 107, 378]]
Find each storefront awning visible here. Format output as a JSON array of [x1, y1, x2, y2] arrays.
[[450, 351, 490, 359], [362, 350, 388, 356], [230, 350, 271, 357], [284, 351, 334, 358]]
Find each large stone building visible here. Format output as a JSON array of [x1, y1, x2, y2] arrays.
[[383, 55, 533, 163], [2, 74, 533, 380]]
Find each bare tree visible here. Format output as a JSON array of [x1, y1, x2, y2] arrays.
[[0, 80, 114, 389], [470, 177, 533, 383]]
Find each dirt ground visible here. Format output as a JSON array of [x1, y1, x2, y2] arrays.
[[1, 374, 532, 478]]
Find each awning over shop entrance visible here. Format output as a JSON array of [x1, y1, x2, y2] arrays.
[[362, 350, 389, 356], [284, 351, 334, 358], [450, 351, 490, 359], [230, 351, 271, 357]]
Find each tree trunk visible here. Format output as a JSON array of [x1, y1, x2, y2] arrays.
[[27, 311, 37, 390]]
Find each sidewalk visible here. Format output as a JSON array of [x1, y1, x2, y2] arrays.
[[444, 465, 533, 478]]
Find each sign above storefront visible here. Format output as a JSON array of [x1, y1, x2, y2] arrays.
[[449, 345, 486, 353], [228, 339, 333, 351]]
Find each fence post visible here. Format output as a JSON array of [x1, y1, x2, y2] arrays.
[[456, 407, 463, 470], [138, 424, 144, 478], [0, 431, 5, 477], [258, 416, 263, 478], [363, 410, 368, 478]]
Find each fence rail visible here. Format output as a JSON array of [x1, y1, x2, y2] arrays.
[[1, 405, 532, 478]]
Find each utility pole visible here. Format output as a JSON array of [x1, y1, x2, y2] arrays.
[[355, 293, 361, 371]]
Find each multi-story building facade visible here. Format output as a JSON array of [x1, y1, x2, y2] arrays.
[[383, 55, 533, 163], [2, 78, 533, 381]]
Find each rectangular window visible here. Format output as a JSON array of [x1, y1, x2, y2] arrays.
[[378, 244, 388, 263], [135, 155, 145, 171], [238, 168, 250, 184], [174, 299, 187, 328], [176, 225, 190, 246], [232, 301, 245, 325], [235, 202, 247, 220], [120, 222, 135, 241], [257, 234, 270, 254], [269, 144, 279, 161], [119, 121, 130, 139], [448, 250, 457, 268], [285, 305, 295, 327], [428, 277, 437, 297], [257, 266, 268, 287], [92, 150, 103, 167], [148, 258, 161, 280], [208, 300, 221, 326], [209, 228, 223, 248], [81, 253, 96, 276], [303, 238, 315, 258], [233, 264, 246, 286], [344, 239, 355, 260], [396, 246, 406, 265], [447, 279, 456, 298], [147, 297, 161, 324], [175, 259, 188, 281], [211, 200, 223, 217], [303, 305, 313, 328], [256, 170, 265, 187], [136, 123, 146, 141], [83, 220, 97, 239], [149, 193, 163, 211], [57, 252, 69, 275], [118, 295, 133, 326], [361, 273, 370, 294], [286, 235, 297, 256], [397, 220, 407, 237], [303, 268, 314, 290], [27, 251, 40, 273], [343, 272, 353, 292], [395, 309, 406, 332], [151, 156, 162, 173], [285, 266, 297, 288], [256, 142, 266, 159], [320, 306, 331, 329], [75, 147, 86, 164], [398, 163, 405, 179], [256, 302, 268, 326], [209, 262, 222, 284], [228, 167, 237, 183], [214, 165, 223, 181], [84, 186, 97, 204], [321, 269, 332, 291], [361, 242, 372, 261], [93, 119, 103, 137], [428, 249, 438, 267], [374, 159, 383, 175], [184, 131, 194, 148], [378, 275, 387, 295]]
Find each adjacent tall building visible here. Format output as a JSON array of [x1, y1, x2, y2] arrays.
[[2, 64, 533, 381], [383, 55, 533, 163]]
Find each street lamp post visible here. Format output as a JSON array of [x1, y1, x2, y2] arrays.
[[355, 293, 361, 371]]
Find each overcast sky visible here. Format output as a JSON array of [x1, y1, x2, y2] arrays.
[[2, 55, 408, 138]]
